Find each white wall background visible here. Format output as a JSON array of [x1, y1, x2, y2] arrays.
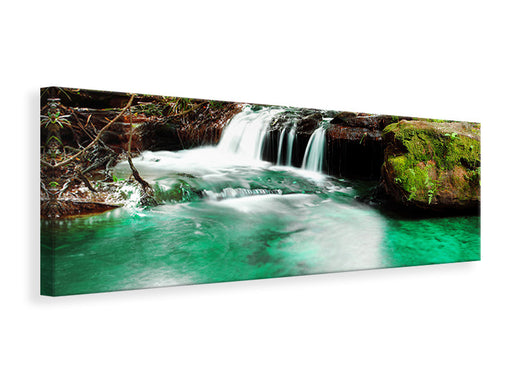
[[2, 1, 510, 383]]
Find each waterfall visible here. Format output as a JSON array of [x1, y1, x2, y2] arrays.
[[217, 107, 281, 160], [277, 121, 297, 166], [302, 127, 326, 172], [286, 128, 296, 166], [217, 107, 325, 173], [276, 128, 286, 165]]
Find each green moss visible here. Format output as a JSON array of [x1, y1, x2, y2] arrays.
[[413, 117, 451, 123], [466, 167, 481, 189], [384, 121, 480, 204], [389, 156, 439, 203], [385, 122, 480, 169]]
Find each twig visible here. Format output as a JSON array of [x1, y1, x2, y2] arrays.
[[42, 94, 135, 168], [71, 111, 95, 141], [173, 101, 208, 117]]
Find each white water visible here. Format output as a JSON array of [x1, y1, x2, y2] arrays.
[[217, 106, 282, 160], [216, 106, 325, 173], [286, 127, 296, 166], [302, 127, 326, 172], [276, 128, 286, 165], [276, 121, 297, 166], [122, 106, 329, 184], [110, 106, 388, 281]]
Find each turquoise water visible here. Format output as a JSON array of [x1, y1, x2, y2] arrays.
[[40, 106, 480, 296], [40, 156, 479, 296]]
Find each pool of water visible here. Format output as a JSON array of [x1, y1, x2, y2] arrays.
[[41, 147, 480, 296]]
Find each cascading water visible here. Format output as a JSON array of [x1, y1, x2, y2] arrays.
[[276, 121, 297, 166], [276, 128, 286, 165], [217, 106, 282, 160], [218, 107, 324, 172], [302, 127, 326, 172], [286, 127, 296, 166]]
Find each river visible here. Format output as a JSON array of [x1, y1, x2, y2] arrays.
[[41, 106, 480, 295]]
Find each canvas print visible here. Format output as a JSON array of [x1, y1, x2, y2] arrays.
[[40, 87, 480, 296]]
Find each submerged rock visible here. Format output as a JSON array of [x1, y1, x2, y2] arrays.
[[381, 120, 480, 211]]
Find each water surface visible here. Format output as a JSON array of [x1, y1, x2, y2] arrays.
[[41, 106, 480, 295]]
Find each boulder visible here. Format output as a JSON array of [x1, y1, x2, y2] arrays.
[[269, 111, 299, 132], [381, 120, 480, 211], [296, 112, 322, 134], [330, 112, 411, 131]]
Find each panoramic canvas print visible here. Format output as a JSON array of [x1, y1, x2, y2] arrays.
[[40, 87, 481, 296]]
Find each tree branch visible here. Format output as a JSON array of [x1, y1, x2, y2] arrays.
[[127, 103, 153, 197], [42, 94, 135, 168]]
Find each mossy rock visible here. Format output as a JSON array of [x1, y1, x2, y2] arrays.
[[381, 120, 480, 211]]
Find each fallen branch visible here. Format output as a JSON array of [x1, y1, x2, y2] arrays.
[[127, 103, 155, 203], [76, 168, 97, 192], [42, 94, 135, 168]]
